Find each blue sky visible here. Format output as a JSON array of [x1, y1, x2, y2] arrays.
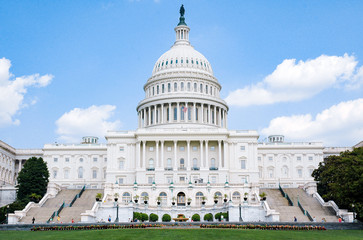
[[1, 0, 362, 148]]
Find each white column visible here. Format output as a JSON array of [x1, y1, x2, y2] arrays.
[[148, 107, 151, 126], [161, 141, 164, 169], [19, 160, 22, 172], [142, 141, 146, 168], [136, 141, 141, 168], [205, 140, 209, 169], [156, 141, 159, 168], [187, 140, 190, 170], [201, 104, 204, 123], [143, 108, 146, 127], [208, 105, 211, 124], [219, 108, 222, 127], [214, 105, 217, 125], [161, 104, 164, 124], [177, 102, 180, 122], [223, 141, 228, 169], [193, 102, 196, 123], [174, 141, 178, 169], [168, 103, 171, 122], [218, 140, 222, 169], [200, 141, 204, 168], [154, 105, 157, 124]]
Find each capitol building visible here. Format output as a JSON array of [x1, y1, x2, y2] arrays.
[[2, 6, 355, 223]]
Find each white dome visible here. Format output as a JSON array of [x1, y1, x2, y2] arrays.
[[151, 44, 214, 77]]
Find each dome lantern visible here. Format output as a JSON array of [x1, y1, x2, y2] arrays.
[[175, 5, 190, 45]]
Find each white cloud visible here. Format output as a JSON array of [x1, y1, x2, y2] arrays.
[[56, 105, 122, 143], [226, 54, 363, 107], [0, 57, 53, 127], [261, 98, 363, 146]]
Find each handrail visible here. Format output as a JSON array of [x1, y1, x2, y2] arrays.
[[56, 202, 65, 216], [279, 184, 293, 206], [70, 185, 86, 207], [286, 194, 294, 206], [298, 200, 313, 221], [47, 211, 56, 223]]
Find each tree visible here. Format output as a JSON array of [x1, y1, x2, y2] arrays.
[[17, 157, 49, 201], [162, 214, 171, 222], [312, 147, 363, 221]]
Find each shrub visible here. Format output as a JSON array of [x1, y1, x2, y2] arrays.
[[149, 213, 158, 222], [192, 214, 200, 222], [141, 213, 148, 222], [222, 212, 228, 221], [162, 214, 171, 222], [215, 212, 222, 221], [203, 213, 213, 221], [133, 212, 141, 221]]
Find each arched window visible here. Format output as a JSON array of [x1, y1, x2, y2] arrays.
[[159, 192, 167, 205], [122, 192, 131, 204], [215, 191, 223, 205], [141, 192, 149, 202], [268, 167, 274, 178], [181, 82, 184, 91], [180, 106, 185, 120], [232, 192, 241, 203], [78, 167, 83, 179], [168, 83, 171, 92], [194, 82, 197, 92], [196, 192, 204, 205]]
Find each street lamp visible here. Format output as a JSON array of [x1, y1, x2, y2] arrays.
[[6, 205, 9, 224], [114, 198, 119, 223]]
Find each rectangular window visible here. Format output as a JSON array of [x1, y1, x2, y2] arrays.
[[54, 158, 58, 162], [174, 107, 177, 120], [195, 107, 198, 121], [211, 176, 217, 183], [308, 156, 313, 161], [179, 176, 185, 183], [166, 176, 173, 184], [258, 157, 261, 161], [167, 146, 172, 152], [157, 85, 159, 94], [119, 178, 124, 184], [181, 82, 184, 91], [119, 147, 124, 151], [308, 168, 314, 176], [188, 108, 191, 120], [187, 82, 191, 91], [53, 170, 57, 179], [240, 146, 245, 151], [241, 160, 246, 169], [200, 84, 203, 93], [268, 157, 273, 161], [168, 83, 171, 92], [79, 158, 83, 163], [192, 146, 198, 151], [149, 146, 154, 151], [210, 146, 215, 151], [180, 146, 185, 151], [298, 169, 303, 178], [64, 169, 69, 179], [174, 82, 177, 92], [103, 170, 106, 178], [162, 84, 165, 93], [194, 83, 197, 92], [92, 170, 97, 179], [93, 157, 98, 162], [153, 86, 155, 95], [104, 157, 107, 162], [65, 158, 70, 163], [167, 108, 169, 121], [297, 156, 301, 161], [119, 161, 125, 170], [148, 176, 154, 184]]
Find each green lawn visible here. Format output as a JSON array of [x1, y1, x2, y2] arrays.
[[0, 229, 362, 240]]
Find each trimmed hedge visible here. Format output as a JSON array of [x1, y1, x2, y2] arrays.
[[162, 214, 171, 222], [192, 214, 200, 222], [141, 213, 148, 222], [149, 213, 158, 222], [203, 213, 213, 222]]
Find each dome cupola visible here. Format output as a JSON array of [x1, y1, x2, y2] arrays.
[[136, 5, 229, 130]]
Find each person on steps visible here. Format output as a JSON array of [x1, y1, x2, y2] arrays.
[[32, 217, 35, 224]]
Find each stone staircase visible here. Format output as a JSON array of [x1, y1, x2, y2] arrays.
[[20, 189, 79, 223], [60, 189, 101, 223], [260, 188, 310, 222], [284, 188, 338, 222]]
